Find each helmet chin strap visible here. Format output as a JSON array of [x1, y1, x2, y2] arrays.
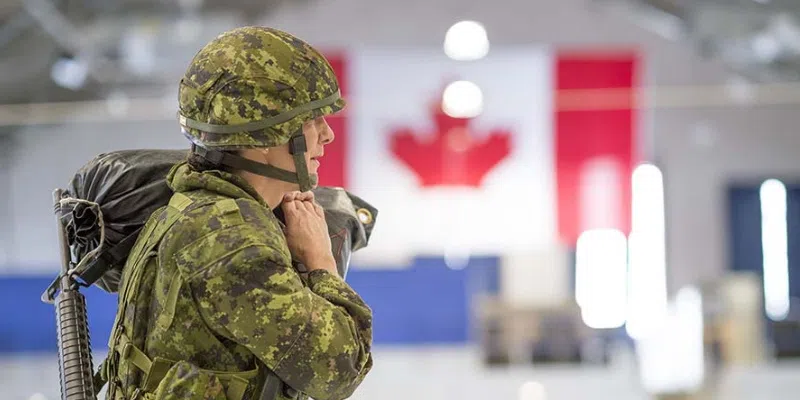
[[192, 134, 316, 192], [287, 134, 315, 192]]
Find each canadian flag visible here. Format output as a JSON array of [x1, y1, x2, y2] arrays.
[[319, 48, 639, 265]]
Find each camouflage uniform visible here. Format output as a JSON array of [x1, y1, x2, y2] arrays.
[[100, 27, 373, 400]]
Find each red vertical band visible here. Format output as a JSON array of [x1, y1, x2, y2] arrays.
[[555, 51, 638, 245], [318, 52, 348, 188]]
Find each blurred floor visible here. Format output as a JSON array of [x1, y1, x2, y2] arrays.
[[3, 346, 800, 400]]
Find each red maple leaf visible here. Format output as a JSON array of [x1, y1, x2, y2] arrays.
[[389, 92, 512, 188]]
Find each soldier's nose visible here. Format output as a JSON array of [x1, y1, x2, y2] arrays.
[[320, 120, 334, 145]]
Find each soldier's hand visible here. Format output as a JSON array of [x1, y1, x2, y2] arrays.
[[281, 191, 337, 274]]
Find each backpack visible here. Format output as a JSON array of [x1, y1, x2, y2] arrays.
[[51, 149, 377, 294]]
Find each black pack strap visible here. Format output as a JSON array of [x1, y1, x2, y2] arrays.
[[74, 229, 144, 287]]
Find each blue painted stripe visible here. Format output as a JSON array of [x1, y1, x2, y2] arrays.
[[348, 256, 499, 344], [0, 257, 498, 353]]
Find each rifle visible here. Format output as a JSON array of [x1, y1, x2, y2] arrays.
[[41, 189, 98, 400]]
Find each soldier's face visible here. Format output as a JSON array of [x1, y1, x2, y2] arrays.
[[300, 117, 335, 176], [258, 116, 334, 191]]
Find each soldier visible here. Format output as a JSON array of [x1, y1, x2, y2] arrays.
[[99, 26, 373, 400]]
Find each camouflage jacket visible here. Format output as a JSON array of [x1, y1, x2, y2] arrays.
[[108, 162, 373, 400]]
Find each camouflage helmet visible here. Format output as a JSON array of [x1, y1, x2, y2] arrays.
[[177, 26, 344, 191]]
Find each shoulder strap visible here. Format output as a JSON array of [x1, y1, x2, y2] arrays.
[[99, 192, 214, 397], [113, 192, 207, 335]]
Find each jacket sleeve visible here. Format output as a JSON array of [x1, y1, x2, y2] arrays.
[[187, 243, 373, 400]]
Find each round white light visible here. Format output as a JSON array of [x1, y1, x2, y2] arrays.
[[444, 20, 489, 61], [442, 80, 484, 118], [751, 32, 781, 62], [50, 57, 89, 91]]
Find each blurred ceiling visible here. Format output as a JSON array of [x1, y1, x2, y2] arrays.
[[609, 0, 800, 82], [0, 0, 300, 106], [0, 0, 799, 109]]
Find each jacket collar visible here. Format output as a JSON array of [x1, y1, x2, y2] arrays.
[[166, 162, 269, 209]]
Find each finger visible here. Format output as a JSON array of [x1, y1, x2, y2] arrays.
[[297, 191, 315, 202], [284, 191, 302, 202], [312, 202, 325, 218], [290, 200, 310, 216], [281, 198, 298, 215], [300, 200, 316, 214]]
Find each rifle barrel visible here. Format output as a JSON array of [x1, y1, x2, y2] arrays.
[[52, 189, 97, 400]]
